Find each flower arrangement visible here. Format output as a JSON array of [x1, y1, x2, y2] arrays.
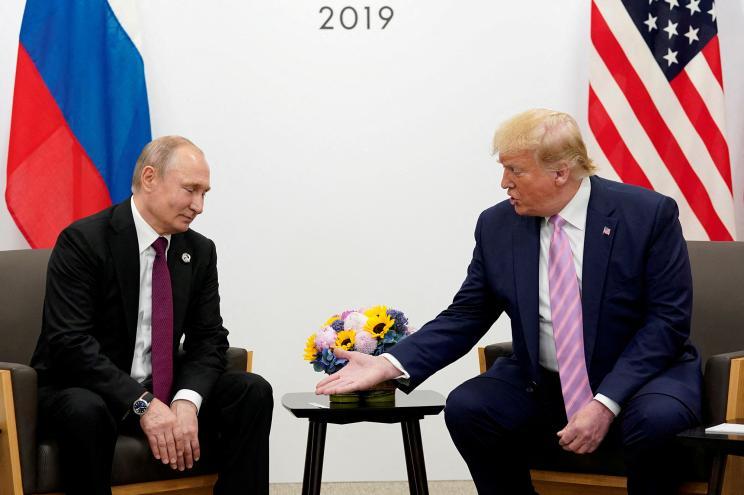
[[303, 305, 416, 374]]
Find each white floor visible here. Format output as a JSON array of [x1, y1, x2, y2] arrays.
[[269, 481, 477, 494]]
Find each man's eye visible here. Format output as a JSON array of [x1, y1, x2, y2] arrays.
[[183, 187, 194, 193]]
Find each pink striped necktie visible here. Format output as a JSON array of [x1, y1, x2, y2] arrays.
[[151, 236, 174, 402], [548, 215, 593, 420]]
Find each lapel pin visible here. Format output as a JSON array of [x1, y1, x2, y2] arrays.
[[602, 226, 611, 236], [181, 252, 191, 263]]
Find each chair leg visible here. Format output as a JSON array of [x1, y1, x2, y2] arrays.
[[0, 371, 23, 495]]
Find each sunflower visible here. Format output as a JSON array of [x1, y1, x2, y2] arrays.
[[323, 314, 340, 327], [334, 329, 356, 351], [364, 312, 395, 339], [304, 333, 319, 361], [363, 305, 388, 319]]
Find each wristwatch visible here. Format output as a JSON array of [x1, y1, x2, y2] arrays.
[[133, 392, 154, 416]]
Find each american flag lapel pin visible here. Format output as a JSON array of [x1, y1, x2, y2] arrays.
[[603, 226, 611, 236]]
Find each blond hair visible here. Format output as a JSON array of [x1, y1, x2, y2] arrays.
[[131, 136, 203, 192], [492, 109, 597, 177]]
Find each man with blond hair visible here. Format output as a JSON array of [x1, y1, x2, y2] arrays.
[[33, 136, 272, 495], [317, 109, 700, 494]]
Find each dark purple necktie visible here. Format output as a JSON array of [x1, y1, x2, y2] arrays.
[[151, 237, 173, 402]]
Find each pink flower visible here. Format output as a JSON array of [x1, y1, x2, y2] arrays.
[[355, 330, 378, 354], [315, 327, 337, 350], [343, 312, 368, 331]]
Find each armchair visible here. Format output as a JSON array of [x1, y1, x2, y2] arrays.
[[0, 249, 253, 495], [478, 240, 744, 494]]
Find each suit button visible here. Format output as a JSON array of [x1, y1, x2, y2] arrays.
[[526, 380, 537, 393]]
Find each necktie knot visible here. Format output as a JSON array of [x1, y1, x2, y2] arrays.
[[152, 237, 168, 257], [549, 214, 566, 229]]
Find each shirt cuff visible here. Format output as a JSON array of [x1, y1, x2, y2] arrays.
[[172, 389, 203, 414], [381, 353, 410, 380], [594, 393, 621, 416]]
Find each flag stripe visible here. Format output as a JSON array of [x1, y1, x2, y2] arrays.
[[19, 0, 150, 202], [593, 0, 733, 233], [589, 43, 708, 239], [701, 35, 723, 89], [588, 86, 653, 189], [590, 1, 732, 240], [670, 70, 732, 192], [6, 45, 111, 248]]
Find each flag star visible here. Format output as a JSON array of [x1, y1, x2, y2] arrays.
[[663, 48, 679, 66], [686, 0, 701, 15], [684, 25, 700, 44], [663, 19, 679, 39], [708, 2, 717, 21], [664, 0, 680, 9], [644, 13, 658, 31]]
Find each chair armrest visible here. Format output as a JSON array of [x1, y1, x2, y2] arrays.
[[478, 342, 514, 373], [0, 362, 37, 495], [225, 348, 253, 373], [703, 351, 744, 424]]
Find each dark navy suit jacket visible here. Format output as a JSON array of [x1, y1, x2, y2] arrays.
[[389, 175, 702, 418]]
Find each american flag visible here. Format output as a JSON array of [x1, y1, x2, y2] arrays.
[[588, 0, 734, 240]]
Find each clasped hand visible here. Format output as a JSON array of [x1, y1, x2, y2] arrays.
[[140, 398, 200, 471], [556, 400, 615, 454]]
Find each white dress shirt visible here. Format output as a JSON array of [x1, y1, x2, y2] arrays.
[[130, 198, 203, 412], [384, 177, 620, 416]]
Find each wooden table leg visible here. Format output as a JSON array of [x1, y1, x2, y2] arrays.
[[401, 419, 428, 495], [302, 420, 327, 495], [707, 453, 727, 495]]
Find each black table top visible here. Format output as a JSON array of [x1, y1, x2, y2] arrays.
[[677, 418, 744, 456], [282, 390, 446, 425]]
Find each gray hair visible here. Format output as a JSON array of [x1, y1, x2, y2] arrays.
[[131, 136, 203, 192]]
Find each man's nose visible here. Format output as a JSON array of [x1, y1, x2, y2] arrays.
[[191, 195, 204, 214], [501, 170, 513, 190]]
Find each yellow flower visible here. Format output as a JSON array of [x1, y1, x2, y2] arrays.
[[364, 305, 388, 319], [323, 314, 340, 327], [334, 330, 356, 351], [364, 312, 394, 339], [304, 333, 318, 361]]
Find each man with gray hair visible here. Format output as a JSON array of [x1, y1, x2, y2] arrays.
[[32, 136, 272, 495], [317, 109, 701, 494]]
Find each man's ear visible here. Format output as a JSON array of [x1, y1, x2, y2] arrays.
[[140, 165, 157, 192], [554, 163, 572, 186]]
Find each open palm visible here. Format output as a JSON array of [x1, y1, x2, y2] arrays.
[[315, 349, 399, 395]]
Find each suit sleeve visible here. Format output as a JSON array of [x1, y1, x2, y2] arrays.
[[389, 212, 504, 391], [176, 240, 229, 400], [596, 196, 693, 405], [43, 228, 145, 417]]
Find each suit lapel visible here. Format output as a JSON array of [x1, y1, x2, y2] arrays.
[[109, 200, 140, 344], [513, 214, 541, 379], [582, 176, 617, 370], [168, 234, 192, 337]]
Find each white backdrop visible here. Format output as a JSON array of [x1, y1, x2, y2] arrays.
[[1, 0, 743, 483]]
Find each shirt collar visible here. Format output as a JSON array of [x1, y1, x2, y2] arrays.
[[130, 197, 171, 255], [545, 177, 591, 231]]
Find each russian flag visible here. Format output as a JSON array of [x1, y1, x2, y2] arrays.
[[6, 0, 151, 248]]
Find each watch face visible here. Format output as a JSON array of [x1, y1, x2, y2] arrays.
[[133, 399, 149, 416]]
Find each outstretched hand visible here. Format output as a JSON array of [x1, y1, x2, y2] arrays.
[[315, 349, 401, 395]]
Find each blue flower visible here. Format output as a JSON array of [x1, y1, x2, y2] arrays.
[[311, 348, 348, 374], [331, 319, 345, 332]]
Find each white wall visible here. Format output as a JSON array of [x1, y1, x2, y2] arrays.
[[1, 0, 742, 483]]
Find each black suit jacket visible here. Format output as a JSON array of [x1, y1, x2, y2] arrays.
[[32, 199, 229, 419]]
